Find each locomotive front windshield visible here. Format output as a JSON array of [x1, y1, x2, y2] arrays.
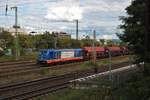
[[40, 50, 47, 55], [39, 50, 48, 56], [38, 50, 49, 60]]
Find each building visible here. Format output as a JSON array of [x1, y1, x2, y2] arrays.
[[0, 27, 27, 36], [4, 27, 27, 36], [51, 32, 71, 38]]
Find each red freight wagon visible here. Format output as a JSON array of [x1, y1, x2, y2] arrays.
[[105, 46, 122, 56], [83, 47, 106, 59]]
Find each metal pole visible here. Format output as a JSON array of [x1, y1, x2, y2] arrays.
[[4, 0, 9, 16], [129, 55, 133, 68], [92, 30, 98, 73], [54, 33, 57, 49], [75, 19, 78, 40], [145, 0, 150, 63], [108, 50, 112, 81], [143, 0, 149, 72], [145, 0, 148, 67], [93, 30, 96, 64], [11, 6, 20, 60], [148, 0, 150, 63]]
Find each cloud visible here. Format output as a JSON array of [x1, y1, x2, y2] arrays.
[[82, 0, 131, 12], [45, 0, 83, 21], [0, 0, 132, 38], [99, 34, 118, 40]]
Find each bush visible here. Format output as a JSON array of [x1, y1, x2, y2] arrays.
[[81, 61, 99, 69]]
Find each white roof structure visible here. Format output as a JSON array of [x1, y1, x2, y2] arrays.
[[6, 27, 26, 34]]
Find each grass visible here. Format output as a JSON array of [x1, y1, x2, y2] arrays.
[[0, 52, 38, 62], [0, 56, 16, 62], [80, 61, 98, 69], [39, 68, 50, 75], [35, 89, 100, 100]]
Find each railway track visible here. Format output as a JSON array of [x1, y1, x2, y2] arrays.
[[0, 55, 129, 68], [0, 62, 131, 100], [0, 62, 83, 77], [0, 60, 35, 66], [0, 60, 37, 76], [0, 56, 130, 77]]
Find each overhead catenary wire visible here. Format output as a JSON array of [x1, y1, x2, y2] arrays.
[[0, 0, 52, 8]]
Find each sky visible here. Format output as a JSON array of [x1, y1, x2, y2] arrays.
[[0, 0, 132, 39]]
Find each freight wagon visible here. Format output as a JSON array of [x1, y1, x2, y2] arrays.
[[105, 46, 122, 56], [83, 47, 106, 60]]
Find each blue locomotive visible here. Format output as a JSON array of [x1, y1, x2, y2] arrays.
[[37, 49, 83, 64]]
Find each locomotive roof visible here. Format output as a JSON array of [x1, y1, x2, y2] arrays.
[[39, 49, 83, 52]]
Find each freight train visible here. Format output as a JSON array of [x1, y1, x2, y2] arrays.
[[37, 46, 129, 65]]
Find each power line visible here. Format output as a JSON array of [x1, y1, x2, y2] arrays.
[[0, 0, 53, 7]]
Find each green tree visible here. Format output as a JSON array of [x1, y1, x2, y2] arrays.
[[118, 0, 150, 75], [119, 41, 128, 46], [35, 32, 54, 49], [106, 40, 113, 46], [57, 37, 71, 48], [81, 35, 92, 47], [18, 34, 34, 48], [70, 39, 82, 48], [99, 39, 105, 46], [0, 31, 14, 49], [118, 0, 145, 62]]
